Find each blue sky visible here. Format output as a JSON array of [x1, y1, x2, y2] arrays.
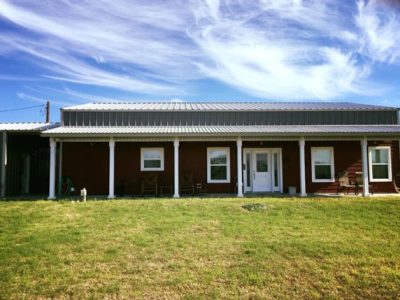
[[0, 0, 400, 122]]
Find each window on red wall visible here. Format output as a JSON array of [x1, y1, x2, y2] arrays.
[[141, 148, 164, 171], [311, 147, 335, 183], [207, 147, 230, 183], [369, 146, 392, 182]]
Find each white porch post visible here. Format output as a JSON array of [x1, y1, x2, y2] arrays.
[[299, 137, 307, 197], [1, 132, 7, 198], [108, 138, 115, 199], [48, 138, 56, 199], [237, 138, 243, 197], [57, 142, 63, 196], [361, 137, 370, 197], [173, 139, 180, 198]]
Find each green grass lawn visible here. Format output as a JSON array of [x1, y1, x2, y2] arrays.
[[1, 197, 400, 299]]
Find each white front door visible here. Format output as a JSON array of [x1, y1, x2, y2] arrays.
[[243, 148, 282, 193], [252, 151, 271, 192]]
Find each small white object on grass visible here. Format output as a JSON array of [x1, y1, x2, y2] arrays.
[[80, 188, 87, 202]]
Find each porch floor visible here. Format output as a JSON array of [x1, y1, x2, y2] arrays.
[[3, 192, 400, 201]]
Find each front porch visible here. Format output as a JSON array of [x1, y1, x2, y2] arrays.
[[46, 136, 400, 199]]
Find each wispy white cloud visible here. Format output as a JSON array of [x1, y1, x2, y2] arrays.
[[356, 0, 400, 64], [189, 0, 378, 99], [0, 0, 399, 100], [17, 92, 75, 107], [0, 75, 41, 81]]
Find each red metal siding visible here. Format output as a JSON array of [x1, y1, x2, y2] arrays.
[[61, 139, 400, 196], [179, 141, 237, 194], [367, 140, 399, 193], [62, 141, 238, 196], [305, 140, 399, 194], [305, 141, 361, 193], [115, 142, 173, 195], [240, 140, 399, 194], [115, 141, 238, 195], [62, 142, 108, 195]]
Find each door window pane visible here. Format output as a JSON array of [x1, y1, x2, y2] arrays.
[[256, 153, 268, 172], [274, 153, 279, 188], [246, 153, 251, 187]]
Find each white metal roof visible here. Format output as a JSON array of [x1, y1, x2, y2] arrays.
[[62, 102, 396, 112], [0, 122, 55, 132], [42, 125, 400, 137]]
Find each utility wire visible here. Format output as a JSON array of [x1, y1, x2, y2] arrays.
[[0, 104, 44, 113]]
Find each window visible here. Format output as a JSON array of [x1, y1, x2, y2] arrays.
[[311, 147, 334, 182], [256, 153, 268, 172], [369, 146, 392, 182], [246, 153, 251, 187], [273, 152, 279, 190], [207, 148, 230, 183], [141, 148, 164, 171]]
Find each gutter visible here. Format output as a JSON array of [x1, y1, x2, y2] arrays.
[[40, 132, 400, 139]]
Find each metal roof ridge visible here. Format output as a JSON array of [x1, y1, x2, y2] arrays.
[[0, 122, 52, 124], [77, 100, 370, 104], [62, 101, 396, 110]]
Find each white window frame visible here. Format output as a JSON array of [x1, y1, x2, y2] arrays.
[[368, 146, 392, 182], [207, 147, 230, 183], [311, 147, 335, 183], [140, 148, 164, 171]]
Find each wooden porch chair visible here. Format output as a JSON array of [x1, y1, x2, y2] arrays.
[[336, 171, 356, 195], [355, 172, 374, 195], [393, 171, 400, 193], [180, 171, 195, 195], [141, 174, 158, 196], [158, 177, 173, 196]]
